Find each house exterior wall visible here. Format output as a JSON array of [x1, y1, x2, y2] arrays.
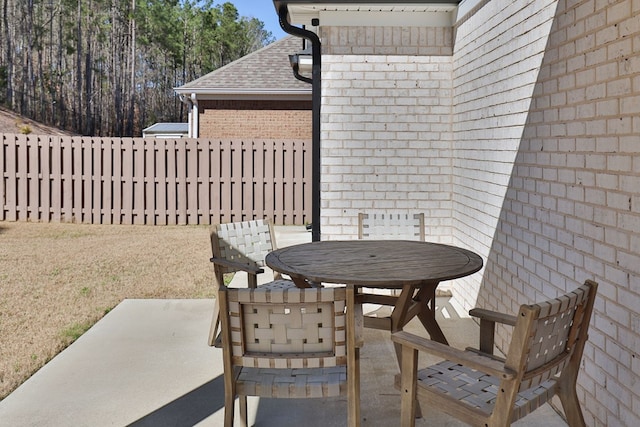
[[450, 0, 559, 318], [317, 0, 639, 425], [452, 1, 639, 426], [321, 26, 455, 241], [198, 100, 312, 139]]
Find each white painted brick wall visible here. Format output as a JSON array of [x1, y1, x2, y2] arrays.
[[321, 32, 455, 242], [451, 0, 640, 425], [316, 1, 638, 424]]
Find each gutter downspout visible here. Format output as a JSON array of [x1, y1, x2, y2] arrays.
[[291, 58, 313, 84], [190, 93, 199, 138], [179, 94, 193, 138], [278, 5, 321, 242]]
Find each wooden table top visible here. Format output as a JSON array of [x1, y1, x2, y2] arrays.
[[266, 240, 483, 287]]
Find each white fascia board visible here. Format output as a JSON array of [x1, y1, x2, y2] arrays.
[[181, 89, 311, 101]]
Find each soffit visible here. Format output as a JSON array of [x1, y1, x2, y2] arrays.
[[279, 2, 460, 27]]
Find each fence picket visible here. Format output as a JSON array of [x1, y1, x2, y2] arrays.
[[0, 135, 5, 220], [186, 140, 198, 224], [50, 137, 61, 222], [40, 136, 50, 221], [4, 136, 17, 220], [28, 136, 40, 220], [17, 135, 29, 221]]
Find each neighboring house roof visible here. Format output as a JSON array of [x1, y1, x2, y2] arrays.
[[174, 36, 311, 100], [142, 122, 189, 138]]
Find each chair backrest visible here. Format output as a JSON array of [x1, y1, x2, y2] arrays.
[[358, 212, 425, 241], [220, 286, 347, 369], [505, 280, 597, 402], [210, 219, 278, 276]]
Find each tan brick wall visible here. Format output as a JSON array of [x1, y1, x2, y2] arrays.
[[198, 100, 312, 140]]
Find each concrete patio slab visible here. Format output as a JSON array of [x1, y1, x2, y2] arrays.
[[0, 297, 568, 426], [0, 226, 569, 426]]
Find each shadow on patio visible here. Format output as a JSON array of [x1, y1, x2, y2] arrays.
[[0, 295, 568, 426]]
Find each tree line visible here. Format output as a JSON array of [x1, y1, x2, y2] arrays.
[[0, 0, 274, 137]]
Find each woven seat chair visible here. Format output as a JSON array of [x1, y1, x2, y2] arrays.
[[218, 284, 361, 427], [391, 280, 598, 427], [357, 212, 426, 331], [358, 212, 425, 241], [208, 219, 295, 346]]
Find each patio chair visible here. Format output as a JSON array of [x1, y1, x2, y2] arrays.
[[391, 280, 598, 427], [357, 212, 426, 331], [208, 219, 295, 346], [218, 284, 361, 427], [358, 212, 425, 241]]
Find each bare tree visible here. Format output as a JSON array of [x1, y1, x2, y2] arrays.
[[0, 0, 274, 136]]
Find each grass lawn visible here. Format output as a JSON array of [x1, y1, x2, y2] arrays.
[[0, 221, 215, 400]]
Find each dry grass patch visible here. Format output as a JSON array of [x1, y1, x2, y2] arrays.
[[0, 221, 214, 400]]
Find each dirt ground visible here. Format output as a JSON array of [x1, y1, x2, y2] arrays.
[[0, 221, 215, 400], [0, 106, 75, 136]]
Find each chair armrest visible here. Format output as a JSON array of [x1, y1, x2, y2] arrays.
[[469, 308, 517, 326], [468, 308, 517, 355], [210, 257, 264, 275], [391, 331, 515, 380]]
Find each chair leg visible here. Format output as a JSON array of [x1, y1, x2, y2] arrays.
[[208, 299, 220, 346], [400, 346, 418, 427], [558, 385, 586, 427], [348, 347, 361, 427], [239, 395, 248, 427], [347, 285, 361, 427], [224, 391, 235, 427]]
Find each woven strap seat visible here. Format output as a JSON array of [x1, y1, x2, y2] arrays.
[[258, 279, 298, 291], [417, 360, 557, 420], [237, 366, 347, 398]]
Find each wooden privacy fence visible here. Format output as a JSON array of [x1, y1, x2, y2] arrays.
[[0, 134, 311, 225]]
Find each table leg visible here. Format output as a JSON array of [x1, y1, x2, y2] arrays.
[[291, 275, 314, 288], [413, 285, 449, 345], [389, 286, 417, 334]]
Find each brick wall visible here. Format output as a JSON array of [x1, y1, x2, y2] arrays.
[[450, 0, 559, 314], [198, 100, 312, 139], [322, 26, 453, 56], [321, 26, 455, 241], [453, 1, 639, 425], [318, 0, 639, 425]]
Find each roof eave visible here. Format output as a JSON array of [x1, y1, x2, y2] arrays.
[[274, 1, 461, 27], [174, 88, 311, 101]]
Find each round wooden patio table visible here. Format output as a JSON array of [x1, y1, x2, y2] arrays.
[[266, 240, 483, 345]]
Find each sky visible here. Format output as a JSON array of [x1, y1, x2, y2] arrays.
[[229, 0, 288, 40]]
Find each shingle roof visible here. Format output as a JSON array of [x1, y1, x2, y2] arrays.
[[175, 36, 311, 96]]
